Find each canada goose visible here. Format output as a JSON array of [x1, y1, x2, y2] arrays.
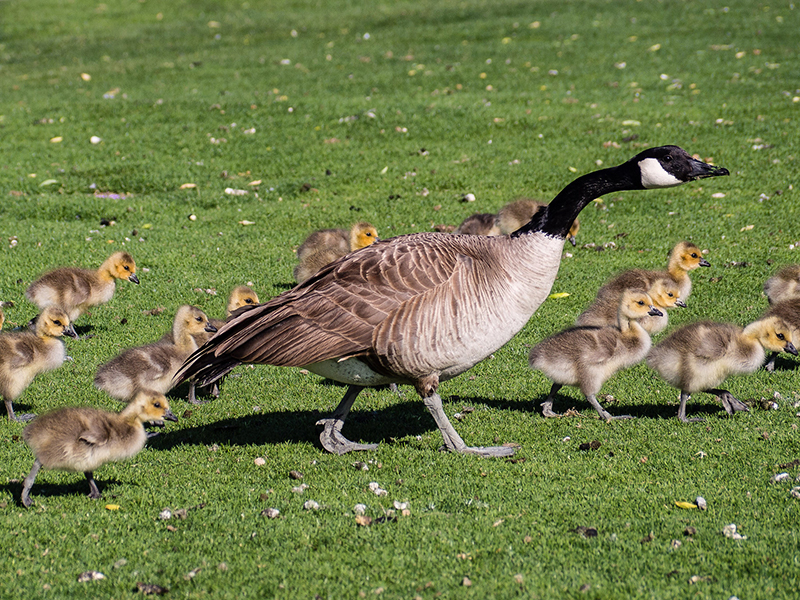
[[294, 222, 379, 283], [25, 251, 139, 322], [0, 307, 77, 422], [187, 286, 260, 404], [175, 146, 727, 457], [454, 213, 502, 236], [94, 306, 216, 402], [646, 316, 797, 422], [20, 390, 178, 507], [760, 298, 800, 371], [530, 290, 663, 420], [576, 276, 685, 334], [497, 199, 581, 246], [763, 264, 800, 304]]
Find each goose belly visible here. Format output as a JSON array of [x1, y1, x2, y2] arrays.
[[305, 358, 400, 387]]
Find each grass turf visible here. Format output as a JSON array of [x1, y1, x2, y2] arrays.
[[1, 0, 800, 597]]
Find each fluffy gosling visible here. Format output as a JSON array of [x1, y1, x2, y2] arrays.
[[294, 222, 379, 284], [0, 307, 77, 422], [529, 290, 662, 420], [763, 264, 800, 305], [454, 213, 502, 236], [94, 306, 216, 401], [21, 390, 177, 507], [646, 316, 797, 422], [577, 276, 685, 334], [26, 251, 139, 322]]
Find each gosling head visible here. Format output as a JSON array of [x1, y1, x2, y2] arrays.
[[108, 251, 140, 284], [633, 146, 729, 189], [752, 316, 798, 355], [227, 285, 260, 315], [648, 278, 686, 309], [36, 306, 78, 338], [620, 290, 664, 321], [349, 222, 379, 251], [176, 305, 217, 336], [131, 391, 178, 425], [671, 241, 710, 271]]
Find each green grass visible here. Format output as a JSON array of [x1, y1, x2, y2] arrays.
[[1, 0, 800, 597]]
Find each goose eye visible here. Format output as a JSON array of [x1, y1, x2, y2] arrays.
[[637, 300, 645, 306], [663, 154, 672, 162], [691, 253, 698, 258], [195, 316, 203, 322], [154, 401, 162, 408], [123, 265, 130, 271], [668, 293, 674, 297], [53, 319, 62, 326], [245, 298, 254, 304], [777, 333, 785, 340]]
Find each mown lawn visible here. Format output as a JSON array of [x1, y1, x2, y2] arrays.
[[1, 0, 799, 598]]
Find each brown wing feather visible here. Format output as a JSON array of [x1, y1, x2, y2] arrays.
[[177, 233, 471, 384]]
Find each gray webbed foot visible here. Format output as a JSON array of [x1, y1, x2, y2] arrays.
[[316, 418, 378, 455]]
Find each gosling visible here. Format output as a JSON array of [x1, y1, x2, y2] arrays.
[[94, 305, 216, 401], [646, 315, 797, 422], [20, 390, 177, 507], [760, 298, 800, 371], [294, 222, 379, 284], [576, 276, 685, 334], [187, 286, 260, 404], [26, 251, 139, 322], [0, 307, 77, 422], [454, 213, 501, 236], [763, 264, 800, 305], [497, 199, 580, 246], [529, 290, 663, 420]]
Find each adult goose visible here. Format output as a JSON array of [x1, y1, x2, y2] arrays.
[[176, 146, 728, 457]]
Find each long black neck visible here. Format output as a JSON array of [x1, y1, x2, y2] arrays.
[[511, 161, 642, 239]]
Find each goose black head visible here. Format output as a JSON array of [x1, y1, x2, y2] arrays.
[[633, 146, 729, 189]]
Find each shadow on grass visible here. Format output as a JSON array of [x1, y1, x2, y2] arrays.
[[154, 398, 436, 450], [1, 477, 125, 508]]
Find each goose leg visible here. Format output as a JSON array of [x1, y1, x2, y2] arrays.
[[706, 388, 750, 415], [5, 399, 35, 422], [677, 391, 704, 423], [315, 385, 379, 454], [21, 459, 42, 508], [187, 381, 210, 405], [85, 472, 101, 499], [585, 394, 633, 421], [422, 392, 514, 458], [540, 383, 563, 418], [763, 352, 778, 372]]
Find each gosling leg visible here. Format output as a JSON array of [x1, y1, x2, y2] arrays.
[[706, 388, 750, 416], [585, 393, 633, 421], [315, 385, 378, 454], [21, 459, 42, 508], [540, 383, 563, 418], [763, 351, 778, 373], [5, 398, 35, 422], [422, 392, 514, 458], [85, 472, 101, 499], [677, 391, 704, 423]]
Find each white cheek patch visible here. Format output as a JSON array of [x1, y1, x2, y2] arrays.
[[638, 157, 684, 189]]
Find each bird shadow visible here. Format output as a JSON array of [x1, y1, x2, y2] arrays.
[[154, 399, 435, 450], [0, 478, 125, 508]]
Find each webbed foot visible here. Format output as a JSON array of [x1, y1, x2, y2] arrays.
[[316, 418, 378, 455]]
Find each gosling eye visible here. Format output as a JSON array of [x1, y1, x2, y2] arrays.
[[53, 319, 62, 326], [123, 265, 130, 271], [777, 333, 785, 340], [668, 292, 675, 298], [195, 316, 203, 322], [637, 300, 645, 306], [153, 401, 162, 409], [245, 298, 254, 304], [690, 253, 698, 258]]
